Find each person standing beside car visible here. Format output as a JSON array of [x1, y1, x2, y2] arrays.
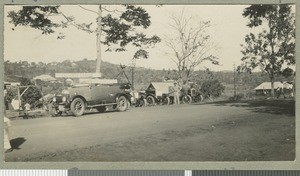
[[173, 82, 181, 104], [4, 116, 12, 153]]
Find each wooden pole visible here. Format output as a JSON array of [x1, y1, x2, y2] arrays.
[[95, 5, 102, 74], [17, 86, 21, 109], [234, 64, 236, 97]]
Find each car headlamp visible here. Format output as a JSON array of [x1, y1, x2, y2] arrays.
[[125, 89, 131, 92], [62, 96, 67, 102], [53, 97, 56, 102]]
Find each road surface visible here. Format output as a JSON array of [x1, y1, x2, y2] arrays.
[[5, 100, 295, 161]]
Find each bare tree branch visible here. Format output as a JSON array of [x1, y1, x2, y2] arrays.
[[58, 9, 96, 34], [101, 6, 123, 15], [78, 5, 98, 14], [165, 10, 218, 84]]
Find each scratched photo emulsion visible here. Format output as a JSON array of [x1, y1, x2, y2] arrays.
[[3, 4, 296, 162]]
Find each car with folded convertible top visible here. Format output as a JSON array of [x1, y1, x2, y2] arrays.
[[48, 83, 132, 116]]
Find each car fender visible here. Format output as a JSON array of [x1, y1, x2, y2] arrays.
[[116, 93, 131, 103], [146, 93, 157, 100], [70, 95, 87, 105]]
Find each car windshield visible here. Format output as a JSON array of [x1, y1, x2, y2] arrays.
[[71, 84, 90, 88]]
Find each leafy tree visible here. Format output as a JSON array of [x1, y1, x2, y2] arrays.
[[7, 5, 161, 73], [238, 4, 295, 96], [191, 69, 225, 100], [281, 67, 294, 78], [5, 87, 18, 104], [164, 9, 219, 84]]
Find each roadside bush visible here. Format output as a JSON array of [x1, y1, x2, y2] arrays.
[[21, 86, 43, 108], [200, 79, 225, 99], [5, 87, 18, 103], [229, 93, 245, 101]]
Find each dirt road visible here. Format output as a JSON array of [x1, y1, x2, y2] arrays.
[[5, 99, 295, 161]]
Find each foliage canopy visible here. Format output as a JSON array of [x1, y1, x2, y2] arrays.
[[238, 4, 295, 96], [7, 5, 161, 59]]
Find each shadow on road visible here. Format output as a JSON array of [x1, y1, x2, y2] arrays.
[[10, 137, 26, 150], [204, 99, 295, 116]]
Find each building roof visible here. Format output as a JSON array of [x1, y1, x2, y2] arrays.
[[147, 82, 175, 93], [254, 82, 292, 90], [79, 78, 118, 84], [4, 82, 21, 86], [33, 74, 57, 81]]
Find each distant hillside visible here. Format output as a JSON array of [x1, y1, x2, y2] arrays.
[[4, 59, 292, 91]]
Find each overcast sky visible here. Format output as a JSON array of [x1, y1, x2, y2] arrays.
[[4, 5, 259, 71]]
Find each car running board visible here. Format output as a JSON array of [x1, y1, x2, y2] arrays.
[[86, 103, 117, 108]]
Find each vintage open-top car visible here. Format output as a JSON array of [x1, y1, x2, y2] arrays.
[[130, 90, 148, 107], [180, 83, 203, 104], [145, 82, 175, 106], [48, 83, 132, 116]]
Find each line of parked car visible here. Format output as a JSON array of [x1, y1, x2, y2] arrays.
[[48, 81, 204, 117]]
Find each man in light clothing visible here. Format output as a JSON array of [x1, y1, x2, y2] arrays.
[[173, 82, 181, 105], [4, 116, 12, 152]]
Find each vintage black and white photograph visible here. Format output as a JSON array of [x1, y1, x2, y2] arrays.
[[3, 4, 296, 162]]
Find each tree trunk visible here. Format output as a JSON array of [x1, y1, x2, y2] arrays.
[[270, 77, 275, 97], [293, 72, 296, 98], [95, 5, 102, 74]]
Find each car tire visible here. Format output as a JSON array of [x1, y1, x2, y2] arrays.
[[141, 98, 147, 107], [162, 97, 170, 105], [146, 96, 156, 106], [136, 98, 147, 107], [169, 96, 174, 105], [195, 94, 204, 102], [182, 95, 192, 104], [117, 96, 128, 112], [127, 101, 131, 110], [70, 98, 85, 116]]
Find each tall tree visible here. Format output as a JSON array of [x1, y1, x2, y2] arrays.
[[7, 5, 161, 74], [164, 10, 219, 85], [238, 4, 295, 96]]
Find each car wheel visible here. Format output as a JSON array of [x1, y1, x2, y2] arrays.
[[136, 98, 146, 107], [162, 97, 170, 105], [169, 96, 174, 105], [117, 96, 128, 111], [195, 94, 204, 102], [182, 95, 192, 104], [70, 98, 85, 116], [127, 101, 131, 110], [146, 96, 156, 106], [48, 103, 57, 117], [141, 98, 147, 107], [96, 106, 106, 113]]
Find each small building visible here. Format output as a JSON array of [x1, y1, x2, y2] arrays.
[[254, 81, 293, 96], [33, 74, 57, 82], [4, 81, 21, 88]]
